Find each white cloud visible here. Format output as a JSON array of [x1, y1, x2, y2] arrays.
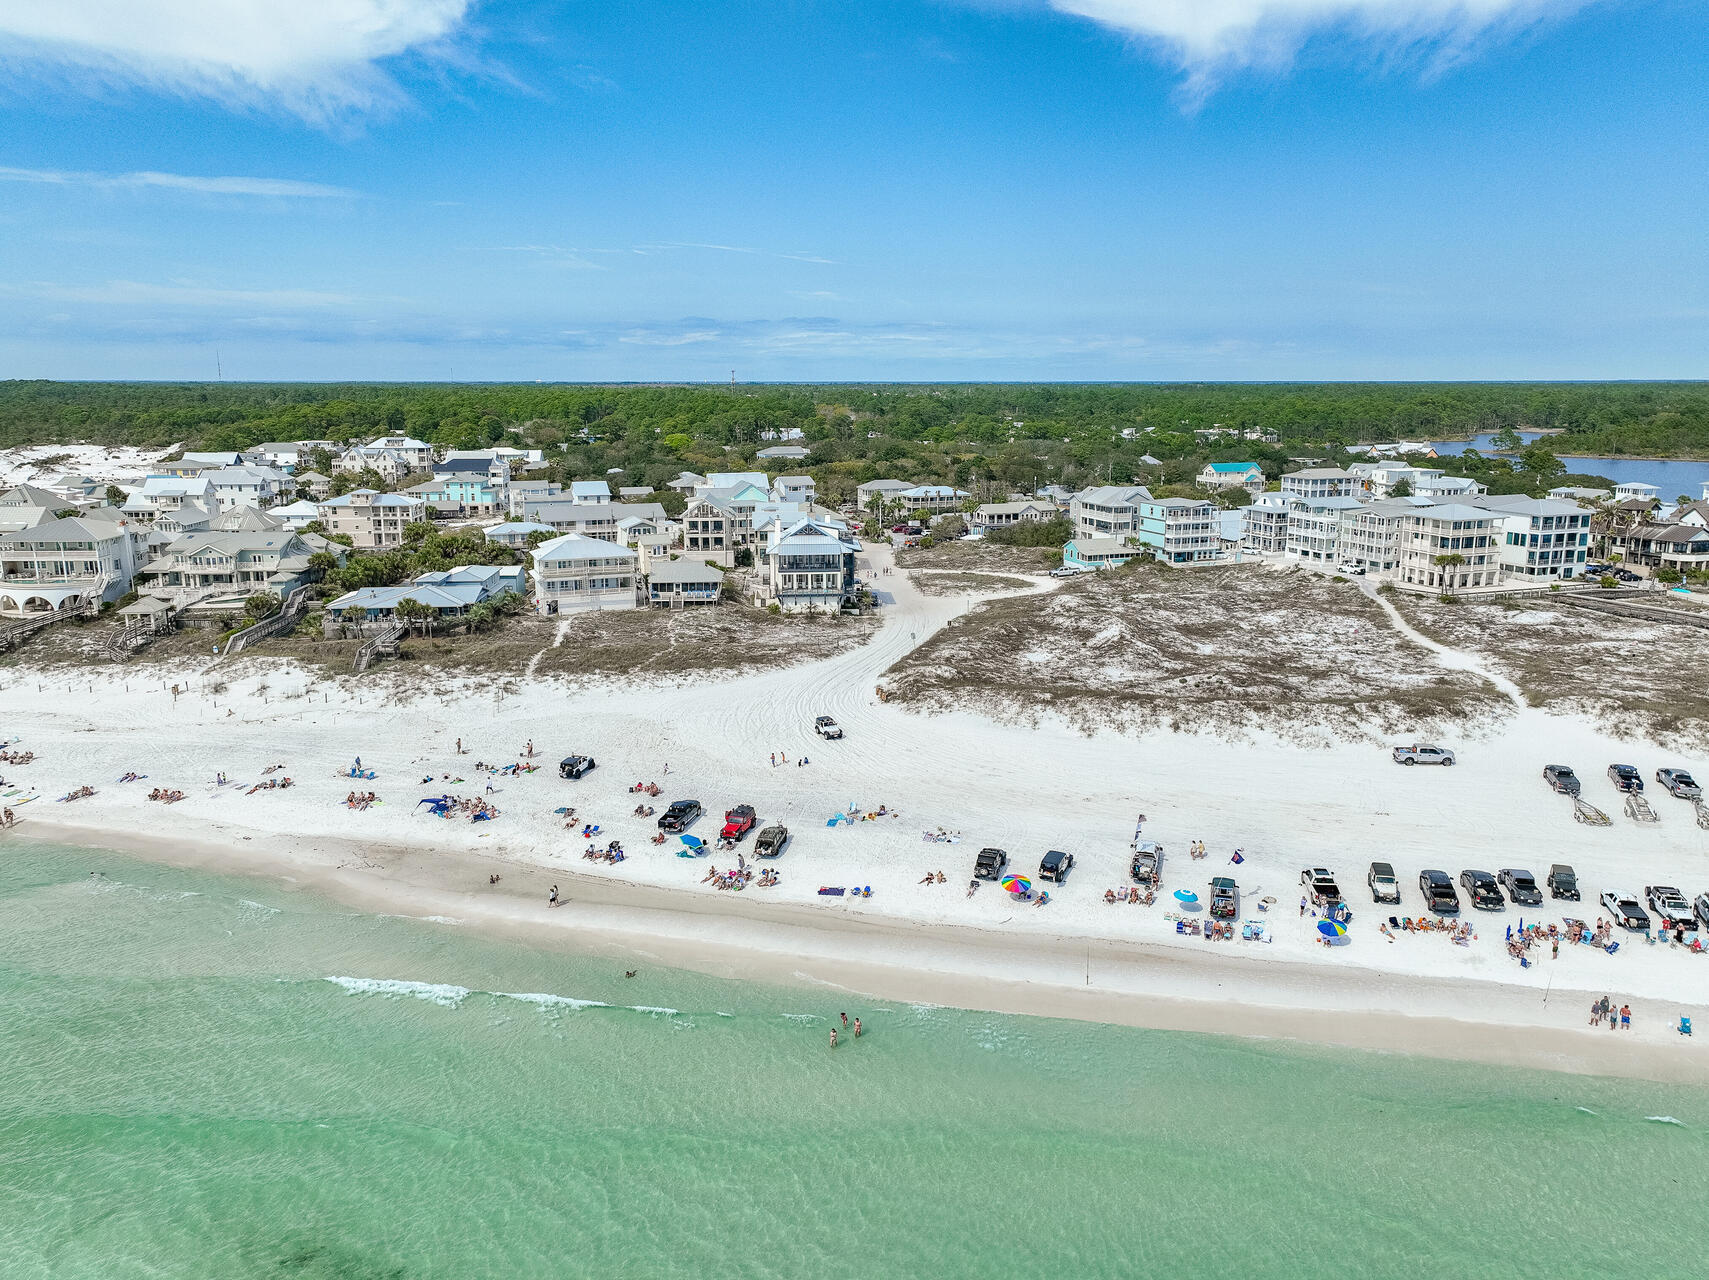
[[1048, 0, 1588, 98], [0, 0, 474, 119], [0, 165, 357, 197]]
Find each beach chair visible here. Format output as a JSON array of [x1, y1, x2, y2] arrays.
[[1681, 1017, 1692, 1036]]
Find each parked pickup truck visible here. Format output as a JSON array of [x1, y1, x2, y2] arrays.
[[1542, 764, 1581, 797], [719, 804, 757, 842], [1130, 842, 1162, 886], [1497, 868, 1543, 907], [1368, 861, 1401, 904], [1600, 892, 1651, 932], [754, 824, 789, 858], [1392, 744, 1455, 766], [1607, 763, 1644, 793], [1645, 885, 1697, 933], [1300, 867, 1343, 908], [658, 800, 702, 833], [1419, 870, 1459, 915], [1209, 877, 1239, 919], [974, 848, 1008, 881], [1656, 768, 1702, 800]]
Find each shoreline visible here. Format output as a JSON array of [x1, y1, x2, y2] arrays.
[[17, 814, 1709, 1086]]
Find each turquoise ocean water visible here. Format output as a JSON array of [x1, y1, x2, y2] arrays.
[[3, 836, 1706, 1279]]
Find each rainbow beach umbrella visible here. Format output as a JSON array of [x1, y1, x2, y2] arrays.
[[1000, 875, 1031, 895]]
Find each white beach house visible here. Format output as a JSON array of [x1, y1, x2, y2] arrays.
[[530, 532, 639, 615]]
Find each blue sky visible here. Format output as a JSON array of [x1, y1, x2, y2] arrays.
[[1, 0, 1704, 381]]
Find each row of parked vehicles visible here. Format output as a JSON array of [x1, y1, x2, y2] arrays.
[[1543, 763, 1701, 799], [655, 799, 791, 857], [973, 847, 1076, 883]]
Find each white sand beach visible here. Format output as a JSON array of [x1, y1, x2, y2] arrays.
[[6, 544, 1708, 1081]]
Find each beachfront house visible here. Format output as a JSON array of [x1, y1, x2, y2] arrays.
[[667, 471, 707, 494], [0, 514, 143, 615], [326, 564, 524, 623], [334, 445, 412, 484], [507, 479, 563, 515], [695, 472, 769, 498], [1239, 491, 1299, 555], [269, 499, 322, 531], [1196, 462, 1265, 494], [756, 444, 810, 461], [436, 451, 512, 489], [763, 517, 857, 613], [1413, 474, 1488, 501], [1549, 486, 1612, 503], [207, 465, 290, 511], [1280, 468, 1360, 500], [1136, 497, 1221, 564], [137, 530, 335, 600], [1062, 538, 1134, 570], [1469, 495, 1593, 581], [313, 490, 426, 550], [1396, 506, 1500, 592], [969, 500, 1056, 535], [645, 558, 724, 608], [363, 436, 435, 471], [893, 484, 968, 514], [124, 474, 217, 520], [248, 440, 336, 471], [293, 471, 333, 500], [1069, 485, 1151, 543], [1284, 496, 1364, 564], [1337, 498, 1432, 573], [530, 532, 639, 615], [484, 521, 556, 549], [406, 477, 504, 520]]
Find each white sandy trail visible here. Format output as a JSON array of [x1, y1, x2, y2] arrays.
[[1361, 578, 1526, 708]]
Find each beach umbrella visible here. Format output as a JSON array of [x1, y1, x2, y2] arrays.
[[1317, 919, 1348, 938], [1173, 889, 1198, 903], [1001, 875, 1031, 895], [679, 834, 704, 850]]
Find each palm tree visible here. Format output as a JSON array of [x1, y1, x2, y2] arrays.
[[1432, 552, 1466, 589]]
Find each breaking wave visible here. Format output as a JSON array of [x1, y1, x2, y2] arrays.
[[325, 977, 680, 1017]]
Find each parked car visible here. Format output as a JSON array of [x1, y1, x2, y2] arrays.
[[1645, 885, 1697, 933], [1599, 892, 1651, 931], [1542, 764, 1581, 797], [1419, 870, 1459, 915], [813, 716, 843, 740], [1497, 868, 1543, 907], [1367, 861, 1401, 904], [719, 804, 757, 842], [1130, 841, 1162, 886], [1039, 849, 1075, 883], [1656, 768, 1703, 800], [1696, 893, 1709, 931], [974, 848, 1008, 880], [1209, 876, 1239, 919], [1607, 763, 1643, 793], [1459, 870, 1504, 910], [559, 755, 595, 779], [1546, 864, 1581, 901], [658, 800, 702, 832], [1300, 867, 1342, 907], [754, 824, 789, 858], [1049, 566, 1087, 578], [1336, 562, 1366, 576], [1392, 744, 1455, 766]]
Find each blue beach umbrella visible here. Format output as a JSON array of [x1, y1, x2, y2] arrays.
[[1173, 889, 1198, 904], [679, 834, 704, 850], [1317, 919, 1348, 938]]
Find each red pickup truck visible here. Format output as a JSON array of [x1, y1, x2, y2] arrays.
[[720, 804, 757, 841]]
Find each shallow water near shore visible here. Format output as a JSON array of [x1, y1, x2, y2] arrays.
[[3, 837, 1707, 1279]]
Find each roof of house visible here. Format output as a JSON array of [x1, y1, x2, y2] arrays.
[[1407, 503, 1496, 522], [532, 532, 638, 562], [647, 559, 724, 585], [1616, 481, 1660, 492], [317, 490, 424, 508], [618, 486, 654, 497], [773, 475, 813, 486], [1076, 485, 1151, 506], [213, 507, 287, 532], [570, 480, 612, 499], [1470, 495, 1588, 517], [0, 483, 65, 508], [1629, 522, 1709, 543], [295, 471, 331, 483], [856, 478, 915, 492], [756, 445, 810, 458], [897, 485, 966, 499], [0, 515, 128, 545], [1145, 496, 1215, 510], [328, 583, 486, 613], [704, 471, 768, 491], [1205, 462, 1262, 473], [974, 500, 1053, 516], [1065, 538, 1133, 556], [366, 435, 432, 450], [1284, 468, 1357, 480], [483, 521, 555, 539]]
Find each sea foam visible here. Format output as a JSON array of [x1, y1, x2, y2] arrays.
[[325, 977, 471, 1007]]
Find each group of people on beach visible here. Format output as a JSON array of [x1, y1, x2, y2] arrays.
[[146, 787, 183, 803], [1379, 917, 1472, 943], [917, 870, 948, 884], [583, 840, 625, 863], [768, 752, 811, 768], [1104, 886, 1157, 905], [0, 749, 36, 765], [700, 863, 777, 890], [246, 777, 293, 794], [345, 791, 379, 810], [1590, 996, 1632, 1030]]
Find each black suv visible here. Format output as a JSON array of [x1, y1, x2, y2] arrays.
[[658, 800, 703, 832], [1459, 870, 1504, 910], [559, 755, 595, 779], [1039, 850, 1074, 884], [974, 848, 1008, 880], [1547, 864, 1580, 901], [1419, 870, 1459, 914], [1497, 868, 1543, 907]]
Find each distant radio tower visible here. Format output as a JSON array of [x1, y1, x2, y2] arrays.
[[731, 369, 736, 389], [216, 349, 222, 380]]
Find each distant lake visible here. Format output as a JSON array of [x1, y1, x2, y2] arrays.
[[1429, 432, 1709, 497]]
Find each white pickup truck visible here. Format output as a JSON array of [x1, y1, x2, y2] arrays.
[[1392, 744, 1455, 766]]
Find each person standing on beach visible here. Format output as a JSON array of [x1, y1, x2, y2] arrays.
[[456, 737, 462, 755], [1620, 1004, 1631, 1030], [549, 885, 559, 907]]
